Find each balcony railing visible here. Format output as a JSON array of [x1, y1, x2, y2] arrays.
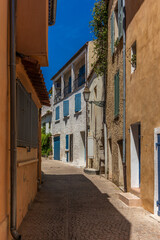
[[64, 84, 72, 97], [74, 74, 85, 90], [54, 92, 61, 104]]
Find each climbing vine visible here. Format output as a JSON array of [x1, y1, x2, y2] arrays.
[[90, 0, 108, 75]]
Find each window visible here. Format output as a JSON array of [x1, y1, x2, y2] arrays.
[[49, 122, 51, 129], [94, 86, 97, 99], [16, 80, 38, 148], [63, 100, 69, 117], [75, 93, 81, 112], [55, 106, 60, 120], [114, 71, 119, 117], [68, 76, 72, 94], [66, 135, 69, 150], [78, 65, 85, 87], [131, 42, 136, 73], [118, 0, 123, 39]]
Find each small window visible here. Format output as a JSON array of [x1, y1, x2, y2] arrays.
[[114, 71, 119, 117], [49, 122, 51, 129], [55, 106, 60, 121], [94, 86, 97, 99], [131, 42, 136, 73], [63, 100, 69, 117], [75, 93, 81, 112]]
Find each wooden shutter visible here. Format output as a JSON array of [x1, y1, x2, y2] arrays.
[[68, 77, 72, 93], [118, 0, 123, 39], [63, 100, 69, 117], [75, 93, 81, 112], [114, 71, 119, 117], [111, 12, 114, 56], [55, 106, 60, 120], [66, 135, 69, 150]]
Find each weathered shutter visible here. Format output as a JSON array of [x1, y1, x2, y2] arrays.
[[75, 93, 81, 112], [66, 135, 69, 150], [118, 0, 123, 39], [111, 12, 114, 56], [55, 106, 60, 120], [114, 71, 119, 117], [63, 100, 69, 117]]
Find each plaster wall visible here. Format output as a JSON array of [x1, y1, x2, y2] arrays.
[[88, 74, 104, 170], [16, 0, 49, 66], [42, 114, 52, 134], [52, 87, 86, 166], [125, 0, 160, 213], [106, 0, 124, 187], [0, 0, 10, 239]]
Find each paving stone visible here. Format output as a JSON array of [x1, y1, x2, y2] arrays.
[[19, 159, 160, 240]]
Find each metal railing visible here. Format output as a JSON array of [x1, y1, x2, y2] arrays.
[[64, 85, 71, 97], [74, 74, 85, 90], [54, 91, 61, 104]]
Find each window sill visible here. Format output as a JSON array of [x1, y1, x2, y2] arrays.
[[17, 159, 38, 167], [74, 110, 82, 116], [63, 115, 70, 120], [55, 119, 60, 124]]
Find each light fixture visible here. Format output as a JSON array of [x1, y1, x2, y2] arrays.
[[83, 85, 90, 102]]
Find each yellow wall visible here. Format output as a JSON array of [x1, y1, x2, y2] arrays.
[[0, 0, 10, 239], [126, 0, 160, 213]]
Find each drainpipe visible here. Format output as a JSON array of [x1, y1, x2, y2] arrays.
[[122, 0, 127, 192], [10, 0, 21, 239]]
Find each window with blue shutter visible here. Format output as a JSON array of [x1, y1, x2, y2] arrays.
[[118, 0, 123, 39], [111, 12, 114, 56], [66, 135, 69, 150], [63, 100, 69, 117], [75, 93, 81, 112], [78, 65, 85, 87], [114, 71, 119, 117], [55, 106, 60, 120]]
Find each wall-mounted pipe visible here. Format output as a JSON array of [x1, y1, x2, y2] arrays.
[[122, 0, 127, 192], [10, 0, 21, 239]]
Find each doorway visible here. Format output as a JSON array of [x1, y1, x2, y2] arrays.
[[69, 134, 73, 162], [54, 136, 60, 160], [130, 123, 141, 188]]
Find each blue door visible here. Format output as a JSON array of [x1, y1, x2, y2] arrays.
[[156, 134, 160, 215], [54, 136, 60, 160]]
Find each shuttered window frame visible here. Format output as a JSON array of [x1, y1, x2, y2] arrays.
[[75, 93, 81, 113], [63, 100, 69, 117], [114, 71, 120, 118], [55, 106, 60, 121]]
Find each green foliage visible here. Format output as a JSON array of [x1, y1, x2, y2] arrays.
[[90, 0, 108, 75], [41, 127, 52, 157], [131, 54, 136, 68]]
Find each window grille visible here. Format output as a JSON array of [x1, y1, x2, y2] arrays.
[[16, 79, 38, 148]]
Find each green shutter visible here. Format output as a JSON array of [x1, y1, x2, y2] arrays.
[[114, 71, 119, 117], [111, 12, 114, 56], [118, 0, 123, 39]]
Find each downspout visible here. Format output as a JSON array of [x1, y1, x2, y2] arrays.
[[122, 0, 127, 192], [10, 0, 21, 239]]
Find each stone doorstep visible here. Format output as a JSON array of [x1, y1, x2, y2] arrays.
[[84, 168, 100, 175], [119, 192, 142, 207], [130, 187, 141, 198]]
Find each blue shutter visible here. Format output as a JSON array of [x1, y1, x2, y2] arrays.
[[63, 100, 69, 117], [111, 12, 114, 56], [55, 106, 60, 120], [75, 93, 81, 112], [118, 0, 123, 39], [54, 136, 60, 160], [66, 135, 69, 149], [78, 65, 85, 87]]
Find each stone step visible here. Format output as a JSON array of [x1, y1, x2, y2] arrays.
[[119, 192, 142, 207]]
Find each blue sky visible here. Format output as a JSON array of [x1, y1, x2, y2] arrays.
[[41, 0, 96, 91]]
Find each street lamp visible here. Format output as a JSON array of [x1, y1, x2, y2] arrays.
[[83, 85, 90, 169]]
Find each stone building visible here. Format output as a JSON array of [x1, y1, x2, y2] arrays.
[[125, 0, 160, 215], [106, 0, 124, 188], [51, 41, 95, 166], [0, 0, 57, 239], [87, 69, 105, 172], [41, 98, 52, 134]]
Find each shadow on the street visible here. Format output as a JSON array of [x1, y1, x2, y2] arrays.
[[19, 173, 131, 240]]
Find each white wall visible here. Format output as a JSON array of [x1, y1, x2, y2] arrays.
[[41, 113, 52, 134], [52, 87, 86, 166]]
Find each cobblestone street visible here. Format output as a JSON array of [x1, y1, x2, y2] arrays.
[[19, 159, 160, 240]]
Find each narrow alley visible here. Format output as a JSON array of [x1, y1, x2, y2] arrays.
[[18, 159, 160, 240]]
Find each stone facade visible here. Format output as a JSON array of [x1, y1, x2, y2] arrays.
[[106, 0, 124, 187], [88, 72, 105, 170]]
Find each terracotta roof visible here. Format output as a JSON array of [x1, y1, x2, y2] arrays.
[[51, 42, 88, 81], [21, 56, 50, 106], [48, 0, 57, 26]]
